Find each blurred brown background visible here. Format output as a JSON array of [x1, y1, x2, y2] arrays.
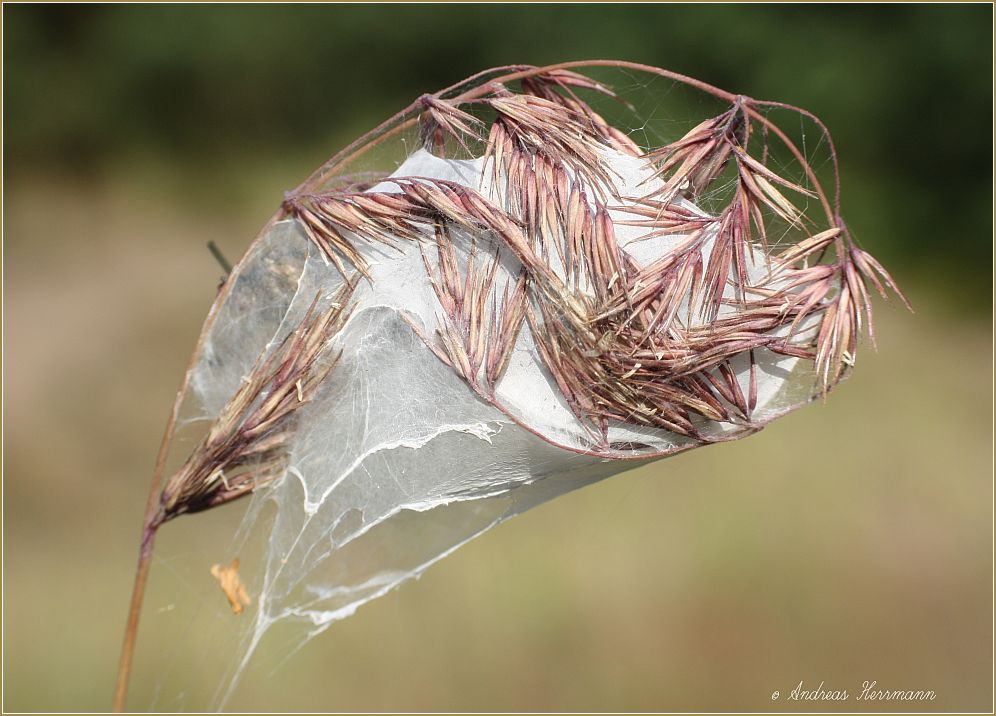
[[3, 4, 992, 712]]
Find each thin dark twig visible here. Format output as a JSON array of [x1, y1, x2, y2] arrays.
[[207, 241, 233, 276]]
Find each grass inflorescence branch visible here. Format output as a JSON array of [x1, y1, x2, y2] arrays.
[[115, 62, 907, 711]]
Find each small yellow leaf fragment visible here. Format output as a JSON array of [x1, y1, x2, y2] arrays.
[[210, 558, 251, 615]]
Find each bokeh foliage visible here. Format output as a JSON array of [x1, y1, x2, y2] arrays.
[[4, 3, 992, 309]]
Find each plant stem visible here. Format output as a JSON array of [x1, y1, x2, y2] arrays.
[[111, 209, 286, 712], [113, 522, 158, 712]]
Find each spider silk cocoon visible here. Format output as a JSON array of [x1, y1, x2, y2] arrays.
[[173, 145, 812, 702]]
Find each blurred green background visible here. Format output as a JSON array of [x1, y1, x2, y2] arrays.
[[3, 4, 992, 712]]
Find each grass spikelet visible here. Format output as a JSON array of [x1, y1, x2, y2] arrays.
[[157, 285, 354, 523]]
